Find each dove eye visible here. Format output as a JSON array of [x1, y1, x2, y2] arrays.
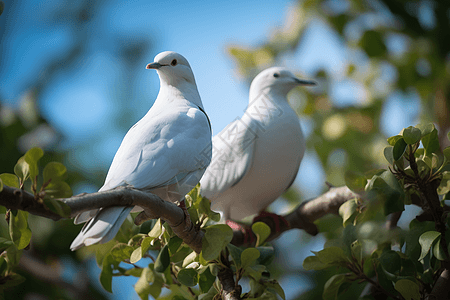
[[273, 73, 280, 78], [171, 59, 178, 66]]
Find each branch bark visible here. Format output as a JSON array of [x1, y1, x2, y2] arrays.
[[230, 186, 359, 245]]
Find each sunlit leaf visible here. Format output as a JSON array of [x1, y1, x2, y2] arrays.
[[44, 181, 72, 199], [24, 147, 44, 178], [14, 157, 29, 183], [135, 267, 155, 299], [338, 198, 358, 227], [344, 170, 367, 193], [437, 171, 450, 195], [0, 173, 19, 189], [422, 128, 440, 156], [9, 210, 31, 250], [418, 231, 441, 260], [252, 222, 271, 247], [110, 243, 134, 262], [402, 126, 421, 145], [416, 123, 435, 137], [43, 162, 67, 183]]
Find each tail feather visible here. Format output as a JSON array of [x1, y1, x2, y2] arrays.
[[70, 206, 133, 251]]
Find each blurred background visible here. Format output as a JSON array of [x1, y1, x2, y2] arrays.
[[1, 0, 449, 299]]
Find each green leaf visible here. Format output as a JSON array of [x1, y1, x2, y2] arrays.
[[0, 178, 2, 192], [402, 126, 421, 145], [438, 171, 450, 195], [227, 243, 243, 268], [0, 173, 19, 188], [338, 198, 358, 227], [131, 236, 157, 263], [418, 231, 441, 260], [394, 279, 420, 300], [43, 162, 67, 183], [198, 265, 216, 293], [303, 255, 328, 270], [125, 268, 143, 277], [43, 198, 71, 217], [0, 237, 13, 252], [154, 244, 170, 273], [241, 248, 260, 270], [432, 236, 447, 261], [0, 2, 4, 16], [24, 147, 44, 178], [351, 240, 363, 263], [9, 210, 31, 250], [387, 135, 403, 146], [148, 218, 163, 238], [256, 246, 275, 266], [252, 222, 271, 247], [177, 268, 199, 287], [201, 224, 233, 261], [265, 280, 286, 300], [100, 254, 116, 293], [380, 250, 401, 275], [182, 251, 198, 268], [344, 170, 367, 193], [316, 247, 348, 265], [0, 273, 26, 290], [14, 157, 29, 184], [393, 138, 407, 161], [110, 243, 134, 261], [384, 146, 394, 165], [416, 123, 435, 137], [135, 267, 155, 300], [44, 181, 72, 198], [443, 147, 450, 161], [322, 274, 347, 300], [422, 128, 440, 156]]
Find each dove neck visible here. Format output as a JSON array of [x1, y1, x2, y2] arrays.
[[249, 87, 288, 104], [160, 82, 204, 109]]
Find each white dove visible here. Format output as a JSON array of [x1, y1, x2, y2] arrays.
[[71, 51, 211, 251], [200, 67, 315, 223]]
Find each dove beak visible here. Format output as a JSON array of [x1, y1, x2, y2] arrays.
[[294, 78, 317, 86], [146, 62, 162, 70]]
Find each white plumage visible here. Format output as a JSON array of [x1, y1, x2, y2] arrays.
[[200, 67, 315, 221], [71, 51, 211, 250]]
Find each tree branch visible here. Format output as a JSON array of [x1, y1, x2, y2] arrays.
[[0, 185, 359, 251], [0, 185, 203, 253], [230, 186, 359, 245]]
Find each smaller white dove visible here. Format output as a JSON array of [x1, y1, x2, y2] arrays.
[[70, 51, 211, 250], [200, 67, 315, 223]]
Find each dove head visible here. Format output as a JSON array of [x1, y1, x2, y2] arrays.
[[249, 67, 316, 101], [146, 51, 197, 87]]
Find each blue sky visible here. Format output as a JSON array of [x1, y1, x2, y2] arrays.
[[0, 0, 422, 299]]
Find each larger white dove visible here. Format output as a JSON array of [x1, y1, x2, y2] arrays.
[[71, 51, 211, 250], [200, 67, 315, 221]]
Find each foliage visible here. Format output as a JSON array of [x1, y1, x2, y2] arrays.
[[0, 148, 72, 296], [70, 185, 283, 300], [303, 124, 450, 299]]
